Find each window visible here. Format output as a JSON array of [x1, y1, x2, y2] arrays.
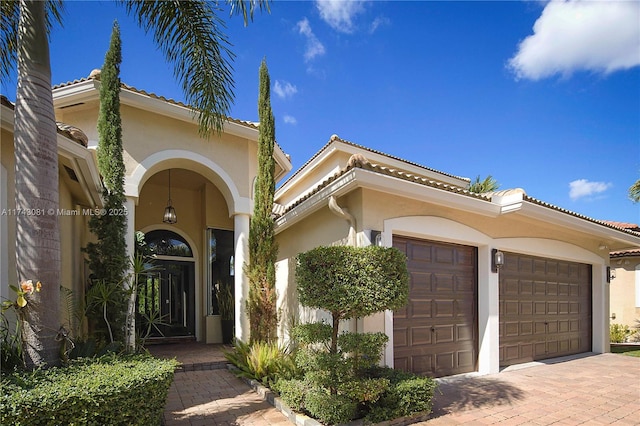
[[206, 228, 234, 315], [144, 230, 193, 258]]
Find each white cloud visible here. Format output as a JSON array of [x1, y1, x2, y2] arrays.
[[297, 18, 326, 62], [315, 0, 366, 33], [369, 16, 390, 34], [273, 80, 298, 99], [569, 179, 612, 200], [283, 115, 297, 125], [508, 0, 640, 80]]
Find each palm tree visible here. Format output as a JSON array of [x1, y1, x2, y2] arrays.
[[629, 178, 640, 203], [1, 0, 268, 369], [468, 175, 500, 193]]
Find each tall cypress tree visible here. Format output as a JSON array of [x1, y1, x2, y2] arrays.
[[246, 59, 278, 343], [85, 22, 128, 344]]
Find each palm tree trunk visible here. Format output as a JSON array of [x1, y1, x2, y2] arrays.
[[15, 0, 61, 369]]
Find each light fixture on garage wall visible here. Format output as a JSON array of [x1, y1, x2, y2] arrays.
[[163, 169, 177, 224], [607, 266, 616, 283], [492, 249, 505, 273]]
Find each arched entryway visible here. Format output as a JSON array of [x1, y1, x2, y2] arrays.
[[138, 229, 196, 338]]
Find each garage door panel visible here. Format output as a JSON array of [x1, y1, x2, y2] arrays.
[[520, 280, 533, 295], [394, 236, 478, 377], [411, 326, 433, 345], [434, 274, 455, 292], [434, 299, 455, 318], [457, 324, 474, 341], [499, 252, 592, 367]]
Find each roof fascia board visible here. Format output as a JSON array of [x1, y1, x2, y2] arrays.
[[275, 169, 358, 233], [273, 144, 292, 182], [1, 104, 14, 129], [275, 167, 499, 234], [275, 139, 470, 202], [58, 137, 104, 207], [52, 79, 100, 106], [53, 82, 291, 175], [53, 81, 258, 139], [354, 168, 499, 217], [338, 141, 469, 187], [275, 142, 339, 199], [516, 201, 640, 247]]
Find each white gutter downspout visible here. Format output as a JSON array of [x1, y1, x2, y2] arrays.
[[329, 196, 357, 247], [328, 196, 359, 333]]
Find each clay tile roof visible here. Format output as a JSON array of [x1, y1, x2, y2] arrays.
[[278, 134, 470, 189], [601, 221, 640, 231], [610, 249, 640, 257], [1, 95, 88, 147], [52, 73, 260, 131], [277, 151, 640, 240], [522, 194, 640, 236], [279, 153, 487, 216]]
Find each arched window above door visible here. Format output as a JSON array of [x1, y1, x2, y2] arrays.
[[144, 230, 193, 257]]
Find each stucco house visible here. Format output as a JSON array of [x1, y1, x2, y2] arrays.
[[2, 73, 640, 378], [608, 222, 640, 333]]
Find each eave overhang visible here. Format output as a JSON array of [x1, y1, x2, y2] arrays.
[[52, 79, 292, 181], [275, 167, 499, 233]]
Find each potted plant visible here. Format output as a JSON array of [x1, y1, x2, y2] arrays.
[[216, 281, 234, 344]]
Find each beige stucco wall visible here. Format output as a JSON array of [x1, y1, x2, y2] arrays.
[[274, 180, 614, 368], [610, 256, 640, 328], [1, 128, 90, 331], [57, 103, 257, 204]]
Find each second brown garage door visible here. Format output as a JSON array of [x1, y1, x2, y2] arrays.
[[393, 236, 478, 377], [499, 252, 592, 367]]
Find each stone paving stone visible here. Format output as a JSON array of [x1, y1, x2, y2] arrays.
[[413, 353, 639, 426], [160, 346, 639, 426]]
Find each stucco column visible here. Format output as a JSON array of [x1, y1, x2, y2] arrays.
[[592, 264, 609, 353], [123, 197, 136, 350], [477, 245, 500, 375], [234, 213, 250, 342]]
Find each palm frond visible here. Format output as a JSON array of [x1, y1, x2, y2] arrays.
[[119, 0, 235, 137], [0, 0, 64, 86], [227, 0, 270, 25], [629, 178, 640, 203]]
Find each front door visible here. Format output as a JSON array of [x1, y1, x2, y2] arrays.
[[138, 260, 195, 337]]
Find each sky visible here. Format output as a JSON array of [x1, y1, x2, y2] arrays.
[[2, 0, 639, 224]]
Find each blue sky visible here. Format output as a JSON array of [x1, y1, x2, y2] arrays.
[[2, 1, 639, 224]]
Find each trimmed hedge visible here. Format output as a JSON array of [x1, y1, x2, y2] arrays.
[[1, 354, 178, 426]]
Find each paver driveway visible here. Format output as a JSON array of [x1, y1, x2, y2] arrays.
[[163, 352, 639, 425], [423, 353, 640, 425]]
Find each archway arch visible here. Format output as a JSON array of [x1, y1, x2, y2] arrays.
[[125, 149, 252, 216]]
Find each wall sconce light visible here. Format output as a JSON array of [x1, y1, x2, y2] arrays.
[[492, 249, 505, 273], [162, 169, 177, 224], [607, 266, 616, 283], [370, 230, 383, 247]]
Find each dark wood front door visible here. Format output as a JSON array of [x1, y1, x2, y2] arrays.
[[137, 260, 195, 338], [393, 236, 478, 377], [499, 252, 592, 366]]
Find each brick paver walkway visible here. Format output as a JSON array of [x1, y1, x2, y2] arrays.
[[423, 353, 640, 425], [156, 343, 639, 426], [163, 368, 290, 426]]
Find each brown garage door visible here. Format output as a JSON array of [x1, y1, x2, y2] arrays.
[[393, 236, 478, 377], [499, 252, 592, 367]]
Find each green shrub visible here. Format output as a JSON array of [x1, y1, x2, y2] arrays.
[[610, 323, 634, 343], [338, 331, 388, 371], [225, 340, 297, 388], [366, 376, 437, 423], [304, 388, 357, 426], [1, 354, 177, 426], [273, 378, 312, 411]]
